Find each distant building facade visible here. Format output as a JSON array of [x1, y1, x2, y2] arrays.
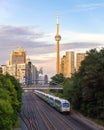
[[76, 53, 86, 71], [61, 51, 75, 78], [60, 56, 67, 76], [1, 48, 40, 84], [44, 75, 48, 84], [10, 49, 26, 65], [31, 64, 38, 84]]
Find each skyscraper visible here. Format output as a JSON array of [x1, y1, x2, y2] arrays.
[[1, 48, 40, 84], [10, 48, 26, 65], [66, 51, 75, 77], [60, 55, 67, 76], [55, 16, 61, 74], [60, 51, 75, 77], [76, 53, 86, 71], [8, 48, 27, 82]]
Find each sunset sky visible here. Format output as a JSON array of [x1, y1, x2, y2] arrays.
[[0, 0, 104, 79]]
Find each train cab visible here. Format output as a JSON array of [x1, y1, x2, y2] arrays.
[[55, 98, 70, 113]]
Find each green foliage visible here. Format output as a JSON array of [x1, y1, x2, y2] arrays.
[[50, 73, 65, 85], [0, 88, 13, 130], [62, 48, 104, 121], [0, 74, 22, 129], [0, 99, 13, 130], [5, 74, 23, 111], [62, 75, 82, 109], [63, 78, 72, 100], [77, 49, 104, 119]]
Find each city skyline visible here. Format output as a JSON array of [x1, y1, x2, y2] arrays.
[[0, 0, 104, 78]]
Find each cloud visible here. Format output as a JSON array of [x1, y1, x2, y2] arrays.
[[61, 42, 103, 51], [0, 25, 103, 59], [61, 31, 104, 43], [0, 25, 103, 52], [0, 25, 46, 48], [29, 52, 56, 63], [0, 25, 104, 77], [77, 3, 104, 10], [66, 2, 104, 13], [0, 25, 44, 39]]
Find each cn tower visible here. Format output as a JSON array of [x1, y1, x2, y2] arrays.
[[55, 16, 61, 74]]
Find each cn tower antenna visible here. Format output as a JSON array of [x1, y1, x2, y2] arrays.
[[56, 16, 59, 24]]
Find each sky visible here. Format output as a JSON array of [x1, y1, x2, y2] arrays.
[[0, 0, 104, 79]]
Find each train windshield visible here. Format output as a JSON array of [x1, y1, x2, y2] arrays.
[[63, 103, 69, 107]]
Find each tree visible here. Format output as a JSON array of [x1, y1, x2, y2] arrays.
[[50, 73, 65, 85], [5, 74, 23, 111], [70, 48, 104, 119], [0, 88, 13, 130], [0, 74, 23, 129]]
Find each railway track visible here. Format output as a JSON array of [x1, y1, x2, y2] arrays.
[[32, 92, 101, 130], [20, 93, 40, 130], [32, 93, 73, 130], [32, 92, 97, 130], [31, 93, 58, 130], [20, 92, 102, 130]]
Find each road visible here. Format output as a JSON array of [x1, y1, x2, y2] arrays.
[[20, 92, 103, 130]]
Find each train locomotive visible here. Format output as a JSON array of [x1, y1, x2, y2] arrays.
[[35, 90, 70, 113]]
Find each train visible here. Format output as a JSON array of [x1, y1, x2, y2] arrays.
[[35, 90, 70, 113]]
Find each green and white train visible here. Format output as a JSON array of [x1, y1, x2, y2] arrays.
[[35, 90, 70, 113]]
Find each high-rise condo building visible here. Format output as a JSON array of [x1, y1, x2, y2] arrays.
[[61, 51, 75, 78], [1, 49, 40, 84], [10, 48, 26, 65], [60, 56, 67, 76], [76, 52, 86, 71], [66, 51, 74, 77]]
